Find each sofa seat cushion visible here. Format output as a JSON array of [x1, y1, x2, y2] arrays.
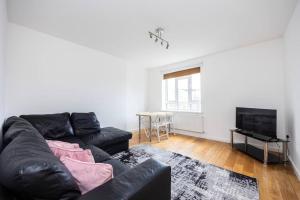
[[20, 113, 74, 139], [79, 127, 132, 149], [70, 112, 101, 136], [84, 145, 111, 163], [103, 159, 130, 177], [0, 117, 81, 200], [101, 141, 129, 155]]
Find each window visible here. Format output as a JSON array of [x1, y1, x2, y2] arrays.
[[162, 67, 201, 112]]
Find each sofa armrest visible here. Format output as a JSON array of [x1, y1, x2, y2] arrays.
[[79, 158, 171, 200]]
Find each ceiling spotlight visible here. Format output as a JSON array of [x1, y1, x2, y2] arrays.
[[148, 27, 170, 50]]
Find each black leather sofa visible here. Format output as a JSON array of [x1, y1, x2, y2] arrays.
[[0, 113, 171, 200], [20, 112, 132, 155]]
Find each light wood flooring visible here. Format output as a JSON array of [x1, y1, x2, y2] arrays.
[[129, 132, 300, 200]]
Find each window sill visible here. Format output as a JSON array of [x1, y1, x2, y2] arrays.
[[161, 110, 203, 114]]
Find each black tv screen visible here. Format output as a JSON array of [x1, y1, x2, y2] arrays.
[[236, 107, 277, 138]]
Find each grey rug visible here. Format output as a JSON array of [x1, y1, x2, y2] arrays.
[[112, 145, 259, 200]]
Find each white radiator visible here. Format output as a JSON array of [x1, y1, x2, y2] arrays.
[[173, 112, 204, 133]]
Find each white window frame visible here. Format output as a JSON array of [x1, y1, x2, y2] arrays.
[[163, 73, 201, 113]]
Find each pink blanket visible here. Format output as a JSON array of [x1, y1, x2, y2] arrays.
[[46, 140, 113, 194], [61, 157, 113, 194], [46, 140, 80, 149], [49, 146, 95, 163]]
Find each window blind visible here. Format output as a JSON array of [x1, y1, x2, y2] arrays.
[[163, 67, 200, 80]]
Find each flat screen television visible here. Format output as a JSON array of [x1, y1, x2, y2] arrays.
[[236, 107, 277, 138]]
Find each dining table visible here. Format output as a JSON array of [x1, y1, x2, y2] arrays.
[[136, 112, 173, 143]]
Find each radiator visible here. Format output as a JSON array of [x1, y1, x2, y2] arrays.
[[173, 112, 204, 133]]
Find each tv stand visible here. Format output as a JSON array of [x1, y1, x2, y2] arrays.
[[230, 129, 289, 165]]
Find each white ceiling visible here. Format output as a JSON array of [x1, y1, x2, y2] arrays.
[[8, 0, 298, 68]]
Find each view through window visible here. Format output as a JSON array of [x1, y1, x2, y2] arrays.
[[162, 67, 201, 112]]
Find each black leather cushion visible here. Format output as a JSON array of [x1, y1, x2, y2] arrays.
[[101, 141, 129, 155], [2, 116, 36, 148], [79, 127, 132, 149], [0, 117, 81, 200], [103, 159, 130, 177], [58, 136, 87, 147], [0, 186, 15, 200], [20, 113, 74, 139], [70, 112, 101, 136], [84, 145, 111, 163]]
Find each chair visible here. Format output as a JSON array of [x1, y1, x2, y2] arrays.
[[141, 112, 171, 142], [151, 112, 169, 142], [141, 112, 169, 142]]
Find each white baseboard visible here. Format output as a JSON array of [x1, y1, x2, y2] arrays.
[[288, 156, 300, 181], [199, 134, 230, 143], [172, 129, 204, 138]]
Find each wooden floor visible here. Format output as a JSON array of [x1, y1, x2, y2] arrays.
[[129, 132, 300, 200]]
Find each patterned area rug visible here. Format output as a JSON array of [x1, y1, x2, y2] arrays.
[[112, 145, 259, 200]]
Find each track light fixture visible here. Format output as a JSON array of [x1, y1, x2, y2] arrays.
[[148, 27, 170, 49]]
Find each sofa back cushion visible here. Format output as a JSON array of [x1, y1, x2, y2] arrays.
[[70, 113, 101, 136], [0, 117, 81, 200], [20, 112, 74, 139]]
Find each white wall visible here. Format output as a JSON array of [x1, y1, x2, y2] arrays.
[[147, 39, 286, 142], [125, 65, 147, 131], [0, 0, 7, 150], [0, 0, 6, 124], [5, 23, 127, 129], [284, 0, 300, 178]]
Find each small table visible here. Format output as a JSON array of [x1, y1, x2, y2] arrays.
[[230, 129, 289, 165], [136, 112, 172, 143]]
